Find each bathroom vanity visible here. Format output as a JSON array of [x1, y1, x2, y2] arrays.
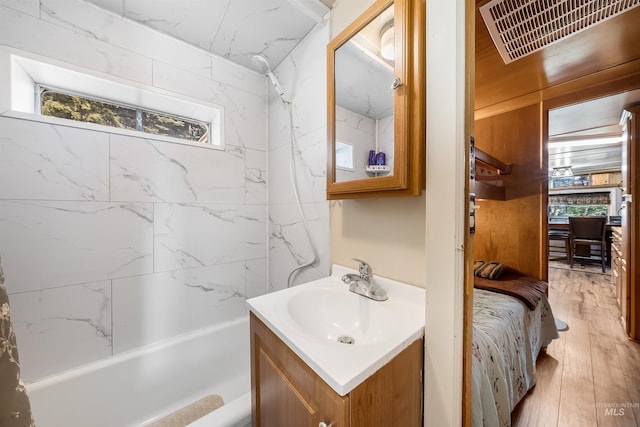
[[247, 265, 425, 427]]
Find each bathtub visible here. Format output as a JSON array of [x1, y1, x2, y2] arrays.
[[26, 316, 252, 427]]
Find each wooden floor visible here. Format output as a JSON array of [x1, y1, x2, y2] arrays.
[[511, 263, 640, 427]]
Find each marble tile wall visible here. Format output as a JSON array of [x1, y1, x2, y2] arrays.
[[268, 21, 331, 291], [0, 0, 267, 382]]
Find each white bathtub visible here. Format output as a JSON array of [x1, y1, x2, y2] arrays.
[[26, 316, 252, 427]]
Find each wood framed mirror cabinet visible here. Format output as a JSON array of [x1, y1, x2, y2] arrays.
[[326, 0, 425, 200]]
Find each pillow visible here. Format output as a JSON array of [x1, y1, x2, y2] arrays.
[[474, 260, 507, 280], [473, 260, 486, 274]]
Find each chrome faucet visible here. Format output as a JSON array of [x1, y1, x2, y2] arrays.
[[341, 258, 388, 301]]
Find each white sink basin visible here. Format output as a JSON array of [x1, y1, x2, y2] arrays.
[[247, 264, 425, 396], [286, 285, 406, 345]]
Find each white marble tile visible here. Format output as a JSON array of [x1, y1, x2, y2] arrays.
[[210, 59, 267, 100], [268, 22, 328, 207], [0, 201, 153, 293], [9, 280, 112, 383], [269, 127, 326, 205], [245, 148, 266, 205], [110, 134, 245, 203], [296, 0, 329, 20], [121, 0, 316, 71], [0, 117, 109, 201], [267, 96, 295, 151], [295, 128, 327, 201], [122, 0, 229, 54], [150, 50, 266, 100], [207, 0, 317, 70], [0, 6, 152, 86], [152, 61, 267, 151], [79, 0, 268, 97], [154, 203, 266, 272], [41, 0, 214, 79], [112, 263, 247, 353], [85, 0, 123, 15], [0, 0, 39, 16], [268, 143, 294, 205], [270, 20, 329, 146], [265, 10, 331, 294], [269, 202, 329, 291], [245, 258, 267, 299]]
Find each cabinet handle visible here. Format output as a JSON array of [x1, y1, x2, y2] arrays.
[[319, 423, 332, 427], [391, 77, 402, 89]]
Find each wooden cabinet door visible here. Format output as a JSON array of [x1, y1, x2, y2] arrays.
[[621, 259, 629, 333], [257, 347, 319, 426], [251, 311, 423, 426], [251, 313, 349, 427], [623, 105, 640, 339]]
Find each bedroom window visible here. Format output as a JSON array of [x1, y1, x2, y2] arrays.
[[548, 191, 610, 218], [549, 204, 608, 217], [38, 87, 210, 144]]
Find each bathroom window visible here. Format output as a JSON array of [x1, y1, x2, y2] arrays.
[[1, 48, 224, 149], [335, 141, 354, 170], [39, 87, 210, 144]]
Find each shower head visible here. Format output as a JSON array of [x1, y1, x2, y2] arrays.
[[251, 54, 290, 103], [251, 55, 272, 74]]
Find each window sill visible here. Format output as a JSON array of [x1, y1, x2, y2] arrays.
[[1, 110, 225, 151]]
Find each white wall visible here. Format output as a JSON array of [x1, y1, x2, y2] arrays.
[[424, 0, 466, 424], [0, 0, 268, 382]]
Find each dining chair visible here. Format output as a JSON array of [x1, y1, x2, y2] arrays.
[[569, 216, 607, 272], [548, 229, 571, 262]]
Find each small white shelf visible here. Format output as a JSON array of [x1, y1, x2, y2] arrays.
[[365, 165, 390, 173]]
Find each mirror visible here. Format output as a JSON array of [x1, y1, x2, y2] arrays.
[[327, 0, 424, 199], [334, 5, 395, 183]]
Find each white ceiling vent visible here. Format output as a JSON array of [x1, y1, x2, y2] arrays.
[[480, 0, 640, 64]]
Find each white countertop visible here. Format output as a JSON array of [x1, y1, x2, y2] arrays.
[[247, 264, 425, 396]]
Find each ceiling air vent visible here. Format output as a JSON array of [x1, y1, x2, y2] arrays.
[[480, 0, 640, 64]]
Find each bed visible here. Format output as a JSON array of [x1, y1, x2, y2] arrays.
[[471, 269, 559, 427]]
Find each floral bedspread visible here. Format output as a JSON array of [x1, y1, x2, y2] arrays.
[[471, 288, 558, 427]]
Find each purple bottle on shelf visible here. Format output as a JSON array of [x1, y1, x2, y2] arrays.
[[368, 150, 376, 166], [375, 152, 386, 165]]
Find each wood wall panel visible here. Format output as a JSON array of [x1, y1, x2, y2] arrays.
[[475, 6, 640, 111], [463, 0, 476, 423], [474, 104, 545, 279]]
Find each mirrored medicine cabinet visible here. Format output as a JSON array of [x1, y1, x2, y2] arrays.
[[326, 0, 425, 200]]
